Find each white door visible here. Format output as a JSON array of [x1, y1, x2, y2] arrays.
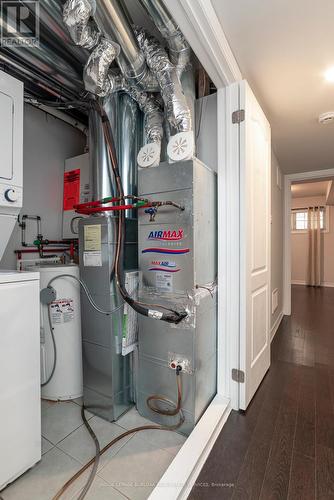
[[238, 80, 271, 410]]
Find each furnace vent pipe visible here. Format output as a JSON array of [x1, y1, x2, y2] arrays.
[[89, 107, 116, 201]]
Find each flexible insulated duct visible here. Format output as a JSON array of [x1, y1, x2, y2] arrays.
[[63, 0, 164, 150], [138, 0, 190, 73], [135, 27, 191, 133]]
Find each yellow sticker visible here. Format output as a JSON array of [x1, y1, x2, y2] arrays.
[[84, 224, 101, 251]]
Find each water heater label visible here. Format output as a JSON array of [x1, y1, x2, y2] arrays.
[[155, 271, 173, 292], [84, 224, 101, 251], [50, 299, 74, 324], [63, 169, 80, 211]]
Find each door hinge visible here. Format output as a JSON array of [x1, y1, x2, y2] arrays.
[[232, 368, 245, 383], [232, 109, 245, 124]]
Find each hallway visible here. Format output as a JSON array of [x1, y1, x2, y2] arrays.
[[190, 285, 334, 499]]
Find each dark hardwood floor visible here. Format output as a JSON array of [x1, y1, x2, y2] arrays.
[[189, 285, 334, 500]]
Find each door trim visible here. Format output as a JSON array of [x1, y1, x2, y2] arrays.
[[148, 2, 242, 498]]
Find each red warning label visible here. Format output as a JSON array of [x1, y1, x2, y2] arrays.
[[63, 169, 80, 211]]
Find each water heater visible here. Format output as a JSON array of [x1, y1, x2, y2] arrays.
[[38, 264, 83, 401], [0, 71, 23, 261]]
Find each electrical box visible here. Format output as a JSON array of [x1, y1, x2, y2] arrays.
[[62, 153, 90, 239], [0, 71, 23, 261]]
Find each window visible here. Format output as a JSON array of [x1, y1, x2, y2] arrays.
[[291, 207, 327, 232]]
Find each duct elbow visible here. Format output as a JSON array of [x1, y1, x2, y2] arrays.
[[84, 39, 120, 96], [135, 28, 192, 134], [63, 0, 100, 49]]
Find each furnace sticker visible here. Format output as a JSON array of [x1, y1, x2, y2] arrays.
[[155, 272, 173, 291]]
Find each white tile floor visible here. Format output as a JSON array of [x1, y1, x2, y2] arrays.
[[1, 400, 186, 500]]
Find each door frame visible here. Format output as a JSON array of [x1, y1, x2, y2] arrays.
[[150, 2, 243, 499], [283, 167, 334, 316]]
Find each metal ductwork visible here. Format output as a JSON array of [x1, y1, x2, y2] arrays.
[[93, 0, 157, 90], [0, 17, 84, 97], [27, 0, 89, 66], [89, 107, 116, 201]]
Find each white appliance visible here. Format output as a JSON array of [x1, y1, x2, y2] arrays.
[[38, 264, 83, 401], [62, 153, 90, 239], [0, 71, 24, 261], [0, 271, 41, 491]]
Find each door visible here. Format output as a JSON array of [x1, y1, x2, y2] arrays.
[[239, 80, 271, 410], [0, 90, 14, 180]]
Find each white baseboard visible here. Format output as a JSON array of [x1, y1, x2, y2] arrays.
[[271, 311, 283, 341], [291, 280, 334, 288]]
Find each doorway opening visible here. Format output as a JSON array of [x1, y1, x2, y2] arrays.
[[283, 168, 334, 315]]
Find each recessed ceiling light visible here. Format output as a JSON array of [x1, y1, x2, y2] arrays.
[[324, 67, 334, 82]]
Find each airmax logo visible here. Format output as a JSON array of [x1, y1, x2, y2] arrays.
[[149, 261, 181, 273], [148, 229, 184, 241]]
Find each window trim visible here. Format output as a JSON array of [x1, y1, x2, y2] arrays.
[[291, 206, 329, 234]]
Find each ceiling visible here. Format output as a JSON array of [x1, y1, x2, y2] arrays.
[[291, 180, 332, 198], [212, 0, 334, 174]]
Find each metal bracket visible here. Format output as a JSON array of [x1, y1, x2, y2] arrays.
[[232, 368, 245, 383], [232, 109, 245, 124]]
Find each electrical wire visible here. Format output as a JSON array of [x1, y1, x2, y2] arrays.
[[77, 407, 100, 500], [41, 305, 57, 387], [47, 274, 123, 316], [42, 274, 124, 388], [52, 369, 184, 500]]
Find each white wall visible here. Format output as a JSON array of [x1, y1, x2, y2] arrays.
[[291, 195, 334, 285], [0, 104, 86, 270], [271, 153, 284, 334], [195, 93, 218, 172]]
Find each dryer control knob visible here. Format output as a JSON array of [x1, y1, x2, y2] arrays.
[[4, 188, 18, 202]]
